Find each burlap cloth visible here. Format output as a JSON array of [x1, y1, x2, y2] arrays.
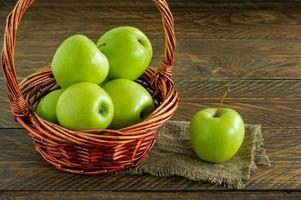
[[125, 121, 270, 189]]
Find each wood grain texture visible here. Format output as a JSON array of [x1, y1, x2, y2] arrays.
[[4, 0, 301, 7], [3, 0, 301, 40], [9, 7, 301, 40], [2, 0, 301, 79], [177, 100, 301, 128], [0, 128, 300, 190], [1, 0, 301, 197], [1, 80, 301, 128], [1, 191, 301, 200], [1, 39, 301, 79]]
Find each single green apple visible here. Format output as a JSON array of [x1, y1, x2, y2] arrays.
[[56, 82, 114, 130], [189, 108, 245, 163], [52, 35, 109, 88], [103, 79, 155, 129], [36, 89, 63, 124], [97, 26, 153, 80]]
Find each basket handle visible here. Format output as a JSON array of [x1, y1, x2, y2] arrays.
[[154, 0, 176, 77], [1, 0, 175, 118], [1, 0, 36, 118]]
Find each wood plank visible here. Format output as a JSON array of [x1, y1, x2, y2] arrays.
[[2, 79, 301, 101], [0, 128, 299, 190], [1, 80, 301, 128], [4, 0, 301, 7], [1, 39, 301, 79], [2, 0, 301, 41], [3, 0, 301, 11], [3, 0, 301, 8], [175, 79, 301, 99], [3, 0, 301, 41], [0, 191, 301, 200], [177, 100, 301, 128]]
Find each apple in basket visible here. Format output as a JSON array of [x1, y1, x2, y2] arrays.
[[36, 89, 63, 124], [189, 88, 245, 163], [97, 26, 153, 80], [56, 82, 114, 130], [51, 35, 109, 88], [103, 79, 155, 129]]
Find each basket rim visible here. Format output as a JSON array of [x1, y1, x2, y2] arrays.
[[17, 66, 179, 146]]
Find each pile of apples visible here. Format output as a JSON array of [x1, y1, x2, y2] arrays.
[[36, 26, 155, 130], [36, 26, 246, 164]]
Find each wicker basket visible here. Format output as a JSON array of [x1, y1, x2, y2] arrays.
[[1, 0, 178, 175]]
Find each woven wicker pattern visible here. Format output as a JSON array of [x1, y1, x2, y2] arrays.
[[1, 0, 178, 175]]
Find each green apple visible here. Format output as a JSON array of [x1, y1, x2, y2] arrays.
[[36, 89, 63, 123], [189, 108, 245, 163], [56, 82, 114, 130], [103, 79, 155, 129], [97, 26, 152, 80], [52, 35, 109, 88]]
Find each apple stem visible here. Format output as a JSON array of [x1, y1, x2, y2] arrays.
[[215, 87, 230, 117], [97, 43, 106, 48], [99, 107, 105, 115]]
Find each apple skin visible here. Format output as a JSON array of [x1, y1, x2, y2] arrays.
[[56, 82, 114, 130], [97, 26, 152, 80], [52, 35, 109, 88], [103, 79, 155, 129], [36, 89, 63, 124], [189, 108, 245, 163]]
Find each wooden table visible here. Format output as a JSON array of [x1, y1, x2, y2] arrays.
[[0, 0, 300, 199]]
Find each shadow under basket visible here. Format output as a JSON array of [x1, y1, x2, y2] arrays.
[[1, 0, 178, 175]]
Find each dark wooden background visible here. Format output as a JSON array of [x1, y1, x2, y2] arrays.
[[1, 0, 301, 199]]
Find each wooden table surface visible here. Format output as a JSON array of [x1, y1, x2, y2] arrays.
[[1, 0, 301, 199]]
